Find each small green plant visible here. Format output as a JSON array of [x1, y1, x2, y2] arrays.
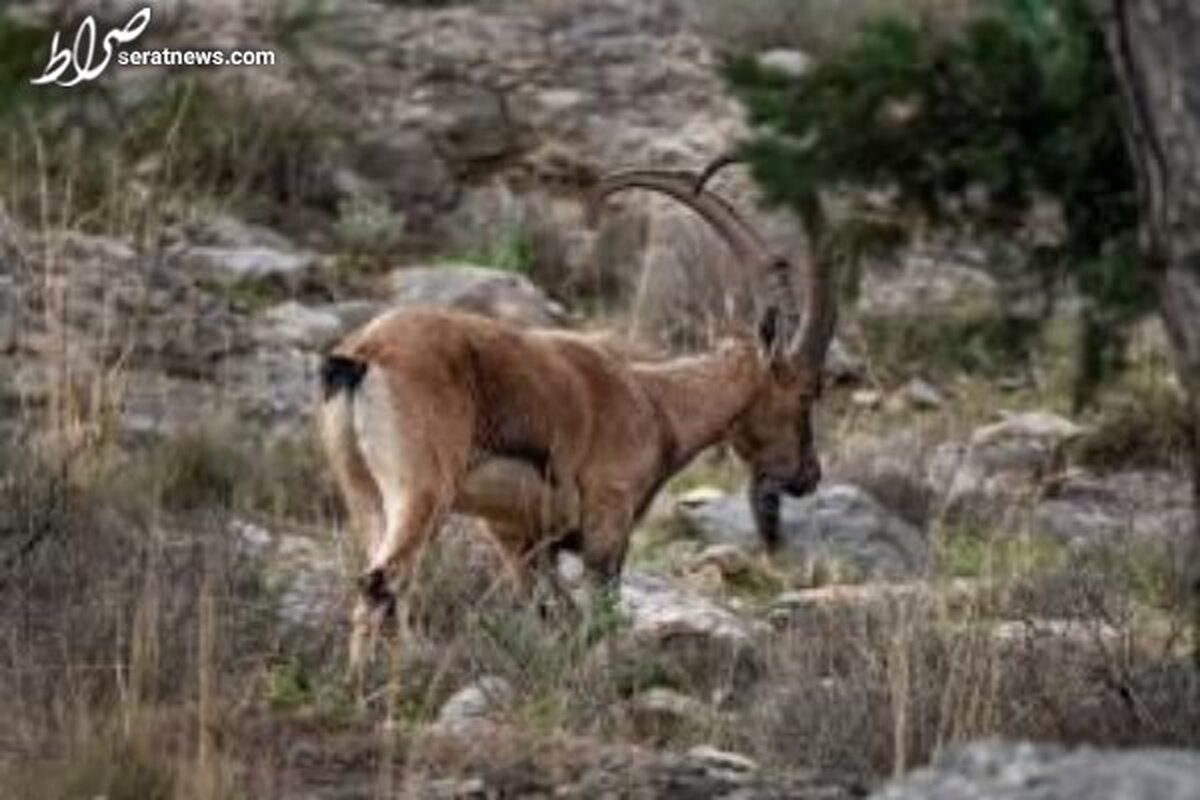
[[334, 194, 406, 262], [446, 222, 535, 274], [0, 13, 56, 120], [935, 526, 1067, 578], [264, 659, 314, 713], [197, 274, 287, 314]]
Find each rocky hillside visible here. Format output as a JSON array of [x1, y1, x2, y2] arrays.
[[1, 1, 1198, 798]]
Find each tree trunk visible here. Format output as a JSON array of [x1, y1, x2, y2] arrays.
[[1104, 0, 1200, 654]]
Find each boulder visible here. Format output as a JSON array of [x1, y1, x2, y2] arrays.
[[388, 264, 566, 327], [176, 212, 296, 252], [436, 676, 515, 731], [677, 484, 931, 581], [859, 250, 1002, 323], [620, 571, 759, 650], [608, 570, 765, 699], [755, 48, 814, 79], [625, 687, 711, 741], [429, 86, 526, 165], [928, 411, 1088, 520], [258, 302, 343, 349], [767, 579, 984, 633], [897, 378, 946, 411], [872, 741, 1200, 800], [352, 131, 458, 228], [258, 300, 379, 350], [179, 244, 318, 284]]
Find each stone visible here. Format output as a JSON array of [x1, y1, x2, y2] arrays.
[[620, 571, 758, 650], [901, 378, 946, 411], [971, 411, 1087, 448], [259, 301, 344, 349], [827, 337, 867, 383], [676, 485, 729, 508], [389, 264, 566, 327], [626, 688, 711, 740], [871, 741, 1200, 800], [352, 131, 458, 228], [179, 212, 296, 251], [927, 411, 1090, 522], [606, 571, 764, 698], [229, 518, 272, 556], [677, 484, 931, 581], [180, 245, 317, 284], [755, 48, 814, 79], [436, 676, 515, 730], [767, 580, 983, 631], [687, 745, 759, 775], [430, 86, 524, 164], [852, 390, 884, 409], [859, 251, 1002, 322], [688, 543, 755, 579]]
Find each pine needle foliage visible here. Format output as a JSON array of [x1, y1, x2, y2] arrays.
[[725, 0, 1152, 404]]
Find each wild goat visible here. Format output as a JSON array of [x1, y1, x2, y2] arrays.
[[319, 162, 837, 675]]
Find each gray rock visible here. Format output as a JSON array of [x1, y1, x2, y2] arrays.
[[686, 745, 759, 775], [1026, 469, 1194, 548], [180, 245, 317, 283], [627, 688, 711, 738], [620, 571, 758, 650], [677, 484, 930, 581], [928, 411, 1088, 519], [259, 301, 344, 349], [436, 676, 515, 730], [430, 86, 525, 164], [688, 543, 756, 579], [900, 378, 946, 411], [179, 213, 295, 251], [872, 741, 1200, 800], [601, 570, 764, 699], [353, 131, 458, 227], [767, 579, 982, 631], [859, 252, 1001, 322], [756, 48, 814, 79], [389, 264, 565, 327], [827, 337, 867, 383], [971, 411, 1087, 447]]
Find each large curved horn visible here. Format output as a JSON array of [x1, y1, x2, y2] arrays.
[[591, 168, 802, 338], [693, 152, 742, 194], [590, 169, 774, 271], [693, 155, 837, 372]]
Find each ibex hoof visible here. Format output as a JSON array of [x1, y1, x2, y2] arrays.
[[357, 568, 396, 616]]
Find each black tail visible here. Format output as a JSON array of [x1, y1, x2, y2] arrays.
[[321, 354, 368, 400]]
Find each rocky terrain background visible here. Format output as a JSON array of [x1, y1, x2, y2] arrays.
[[0, 1, 1197, 798]]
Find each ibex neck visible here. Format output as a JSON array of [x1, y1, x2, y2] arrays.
[[631, 344, 762, 471]]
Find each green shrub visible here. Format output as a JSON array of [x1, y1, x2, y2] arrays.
[[1074, 380, 1194, 473], [446, 221, 536, 275], [726, 0, 1150, 404]]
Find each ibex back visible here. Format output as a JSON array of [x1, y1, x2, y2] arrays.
[[319, 162, 837, 678]]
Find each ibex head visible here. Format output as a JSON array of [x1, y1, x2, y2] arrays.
[[592, 161, 836, 547]]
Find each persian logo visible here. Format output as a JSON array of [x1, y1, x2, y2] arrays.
[[31, 8, 152, 88]]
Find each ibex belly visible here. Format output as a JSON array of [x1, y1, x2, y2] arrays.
[[457, 457, 579, 533]]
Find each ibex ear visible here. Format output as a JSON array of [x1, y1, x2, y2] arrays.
[[756, 306, 784, 363]]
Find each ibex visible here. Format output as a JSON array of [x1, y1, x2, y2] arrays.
[[319, 161, 837, 675]]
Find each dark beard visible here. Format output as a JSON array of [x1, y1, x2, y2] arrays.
[[749, 476, 784, 551]]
